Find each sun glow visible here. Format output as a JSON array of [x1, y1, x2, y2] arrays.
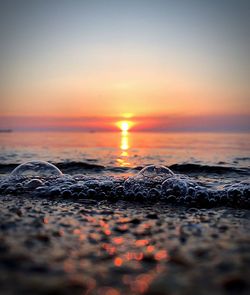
[[116, 120, 134, 132]]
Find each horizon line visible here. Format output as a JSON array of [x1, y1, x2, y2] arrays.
[[0, 114, 249, 132]]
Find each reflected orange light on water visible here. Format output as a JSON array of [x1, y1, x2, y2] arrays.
[[116, 121, 133, 167], [120, 133, 129, 151]]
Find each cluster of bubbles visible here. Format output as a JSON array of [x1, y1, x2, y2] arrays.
[[0, 161, 249, 208]]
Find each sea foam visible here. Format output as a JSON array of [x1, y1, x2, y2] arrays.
[[0, 161, 249, 209]]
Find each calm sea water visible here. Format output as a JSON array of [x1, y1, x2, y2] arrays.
[[0, 131, 249, 168], [0, 131, 249, 182]]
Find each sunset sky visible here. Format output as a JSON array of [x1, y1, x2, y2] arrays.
[[0, 0, 249, 131]]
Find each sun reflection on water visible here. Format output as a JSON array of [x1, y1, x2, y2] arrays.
[[120, 131, 129, 151], [117, 130, 131, 167]]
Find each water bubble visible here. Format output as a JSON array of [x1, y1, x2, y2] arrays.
[[10, 161, 62, 178], [148, 188, 160, 199], [124, 165, 174, 194], [61, 190, 72, 198], [69, 183, 85, 193], [194, 189, 210, 207], [25, 179, 44, 189], [34, 187, 47, 196], [135, 191, 144, 200], [166, 195, 177, 203], [137, 165, 174, 182], [49, 188, 61, 197], [87, 189, 97, 198], [84, 180, 100, 189], [187, 187, 196, 197], [115, 186, 124, 195], [161, 178, 188, 196]]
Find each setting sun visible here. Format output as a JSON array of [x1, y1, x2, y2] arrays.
[[116, 120, 134, 132]]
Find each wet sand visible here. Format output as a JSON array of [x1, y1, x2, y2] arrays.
[[0, 195, 249, 295]]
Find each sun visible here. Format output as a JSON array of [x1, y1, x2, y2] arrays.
[[120, 121, 129, 132], [116, 120, 133, 132]]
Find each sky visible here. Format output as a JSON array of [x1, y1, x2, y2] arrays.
[[0, 0, 249, 131]]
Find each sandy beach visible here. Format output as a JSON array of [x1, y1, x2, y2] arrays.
[[0, 195, 249, 295]]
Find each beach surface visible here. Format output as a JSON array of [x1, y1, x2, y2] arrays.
[[0, 195, 249, 295]]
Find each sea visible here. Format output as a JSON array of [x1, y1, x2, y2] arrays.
[[0, 131, 249, 208]]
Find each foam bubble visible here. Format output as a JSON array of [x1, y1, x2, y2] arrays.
[[124, 165, 174, 193], [10, 161, 62, 178], [137, 165, 174, 181], [25, 179, 44, 189], [162, 178, 188, 197], [1, 163, 249, 208]]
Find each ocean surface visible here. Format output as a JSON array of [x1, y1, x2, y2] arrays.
[[0, 131, 249, 208]]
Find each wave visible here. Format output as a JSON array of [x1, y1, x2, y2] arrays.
[[168, 163, 250, 175], [0, 161, 249, 176], [0, 161, 249, 209]]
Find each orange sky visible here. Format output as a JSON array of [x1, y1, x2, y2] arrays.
[[0, 1, 249, 131]]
